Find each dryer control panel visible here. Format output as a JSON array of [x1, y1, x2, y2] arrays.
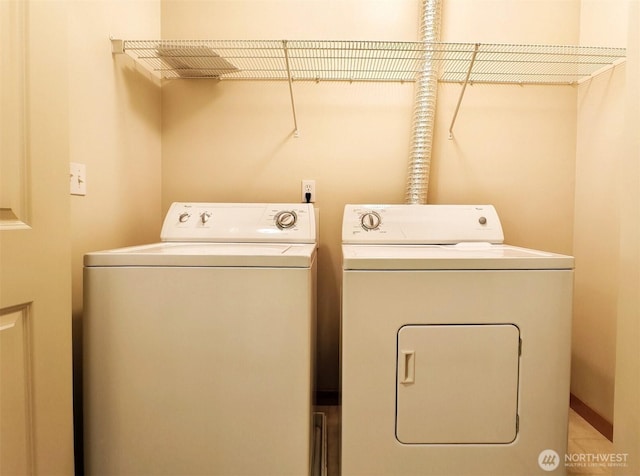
[[161, 202, 317, 243], [342, 204, 504, 244]]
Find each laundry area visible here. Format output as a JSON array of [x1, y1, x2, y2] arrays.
[[0, 0, 638, 475]]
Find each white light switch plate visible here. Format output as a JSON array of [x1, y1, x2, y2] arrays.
[[70, 162, 86, 196]]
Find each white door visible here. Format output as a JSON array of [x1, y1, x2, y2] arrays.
[[1, 1, 74, 474], [396, 324, 520, 444]]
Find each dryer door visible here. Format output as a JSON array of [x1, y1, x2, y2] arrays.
[[396, 324, 520, 444]]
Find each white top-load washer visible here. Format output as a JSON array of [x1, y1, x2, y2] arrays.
[[84, 203, 317, 476], [341, 204, 574, 476]]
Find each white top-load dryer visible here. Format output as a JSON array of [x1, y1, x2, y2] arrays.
[[84, 203, 317, 476], [341, 204, 574, 476]]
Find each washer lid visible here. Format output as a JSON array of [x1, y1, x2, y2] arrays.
[[342, 243, 574, 270], [84, 242, 317, 268], [161, 202, 316, 244]]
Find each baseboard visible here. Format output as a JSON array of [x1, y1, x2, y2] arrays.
[[570, 393, 614, 442]]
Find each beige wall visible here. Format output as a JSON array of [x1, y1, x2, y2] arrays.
[[69, 2, 162, 272], [613, 1, 639, 473], [161, 0, 582, 392], [68, 0, 162, 467], [573, 0, 628, 423], [435, 0, 579, 254]]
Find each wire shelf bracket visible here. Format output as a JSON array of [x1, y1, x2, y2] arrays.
[[448, 43, 479, 140], [282, 40, 300, 137]]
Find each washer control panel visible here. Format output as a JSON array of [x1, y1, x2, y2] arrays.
[[342, 204, 504, 244], [161, 202, 316, 243]]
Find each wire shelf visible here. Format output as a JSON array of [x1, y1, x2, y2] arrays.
[[117, 39, 626, 85]]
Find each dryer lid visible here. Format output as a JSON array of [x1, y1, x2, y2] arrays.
[[342, 243, 574, 270]]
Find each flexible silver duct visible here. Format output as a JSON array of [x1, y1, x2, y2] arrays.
[[405, 0, 442, 204]]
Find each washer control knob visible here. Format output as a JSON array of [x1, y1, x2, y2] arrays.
[[361, 211, 382, 231], [178, 212, 191, 223], [275, 210, 297, 229], [478, 216, 487, 225], [200, 211, 212, 224]]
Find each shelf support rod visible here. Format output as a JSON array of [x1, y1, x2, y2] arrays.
[[282, 40, 300, 137], [448, 43, 480, 140]]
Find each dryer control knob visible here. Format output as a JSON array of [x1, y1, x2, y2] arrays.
[[275, 210, 297, 229], [361, 211, 382, 231], [178, 212, 191, 223], [479, 216, 487, 225]]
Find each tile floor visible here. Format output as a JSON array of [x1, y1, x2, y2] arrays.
[[315, 406, 614, 476], [567, 409, 615, 475]]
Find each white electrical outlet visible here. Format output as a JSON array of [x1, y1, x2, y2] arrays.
[[302, 179, 316, 203], [70, 162, 87, 196]]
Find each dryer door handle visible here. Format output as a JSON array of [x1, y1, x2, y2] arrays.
[[400, 350, 415, 384]]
